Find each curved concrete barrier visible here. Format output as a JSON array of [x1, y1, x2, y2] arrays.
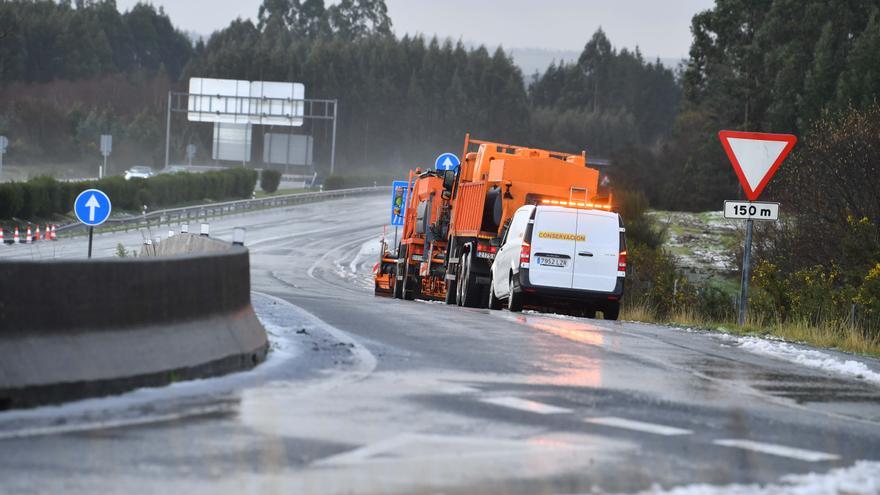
[[0, 235, 268, 409]]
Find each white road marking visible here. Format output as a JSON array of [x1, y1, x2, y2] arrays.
[[584, 417, 692, 436], [480, 396, 572, 414], [0, 403, 235, 440], [713, 439, 840, 462]]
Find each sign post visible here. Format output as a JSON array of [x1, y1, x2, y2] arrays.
[[99, 134, 112, 179], [186, 144, 197, 166], [74, 189, 112, 258], [719, 131, 797, 326], [0, 135, 7, 180]]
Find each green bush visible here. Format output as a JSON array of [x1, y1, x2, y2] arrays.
[[0, 168, 258, 220], [323, 173, 395, 191], [260, 169, 282, 193]]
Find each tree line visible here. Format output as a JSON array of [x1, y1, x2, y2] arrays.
[[0, 0, 679, 176]]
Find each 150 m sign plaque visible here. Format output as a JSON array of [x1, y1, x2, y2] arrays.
[[724, 201, 779, 221]]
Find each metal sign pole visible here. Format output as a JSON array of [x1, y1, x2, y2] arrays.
[[330, 100, 338, 175], [87, 226, 94, 259], [0, 149, 4, 180], [101, 154, 107, 179], [738, 218, 754, 326], [393, 226, 398, 252], [165, 91, 172, 169]]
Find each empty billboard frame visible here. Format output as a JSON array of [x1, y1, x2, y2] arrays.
[[165, 79, 338, 173], [187, 78, 306, 127]]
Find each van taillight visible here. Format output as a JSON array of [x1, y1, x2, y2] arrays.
[[618, 251, 627, 274], [520, 242, 531, 268], [477, 243, 497, 254]]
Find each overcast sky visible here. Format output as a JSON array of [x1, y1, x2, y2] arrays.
[[115, 0, 714, 59]]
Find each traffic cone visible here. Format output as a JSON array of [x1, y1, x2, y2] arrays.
[[50, 224, 57, 241], [13, 227, 20, 244], [34, 225, 41, 242], [25, 226, 32, 244], [0, 227, 4, 245]]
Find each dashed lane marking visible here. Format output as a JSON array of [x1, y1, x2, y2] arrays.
[[713, 439, 840, 462], [584, 417, 692, 436], [480, 396, 572, 414]]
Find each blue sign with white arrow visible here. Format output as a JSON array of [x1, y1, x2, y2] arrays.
[[74, 189, 112, 226], [435, 152, 460, 171]]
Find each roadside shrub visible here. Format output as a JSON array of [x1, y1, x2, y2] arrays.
[[323, 173, 395, 191], [260, 169, 282, 193], [0, 168, 259, 220]]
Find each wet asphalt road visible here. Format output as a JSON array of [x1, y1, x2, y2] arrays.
[[1, 193, 879, 494]]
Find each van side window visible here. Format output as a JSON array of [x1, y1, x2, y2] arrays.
[[508, 209, 530, 243]]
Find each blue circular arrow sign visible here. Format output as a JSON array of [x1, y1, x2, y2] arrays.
[[434, 152, 461, 171], [74, 189, 112, 226]]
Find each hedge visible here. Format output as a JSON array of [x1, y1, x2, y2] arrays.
[[0, 168, 257, 220], [323, 173, 397, 191], [260, 169, 282, 193]]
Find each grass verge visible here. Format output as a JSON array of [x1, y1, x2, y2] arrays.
[[621, 301, 880, 358]]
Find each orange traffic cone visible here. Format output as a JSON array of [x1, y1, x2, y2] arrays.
[[49, 224, 57, 241], [14, 226, 20, 244], [0, 227, 4, 245], [51, 224, 57, 240], [34, 225, 41, 242], [25, 226, 32, 244]]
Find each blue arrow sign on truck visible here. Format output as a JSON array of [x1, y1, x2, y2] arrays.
[[74, 189, 112, 226], [435, 152, 460, 171]]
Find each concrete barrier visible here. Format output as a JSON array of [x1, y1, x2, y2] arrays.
[[0, 235, 268, 409]]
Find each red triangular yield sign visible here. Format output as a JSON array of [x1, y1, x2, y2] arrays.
[[718, 131, 797, 201]]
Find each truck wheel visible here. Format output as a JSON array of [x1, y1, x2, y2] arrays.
[[403, 263, 419, 301], [460, 252, 482, 308], [393, 248, 406, 299], [603, 301, 620, 321], [487, 274, 503, 310], [507, 273, 524, 312]]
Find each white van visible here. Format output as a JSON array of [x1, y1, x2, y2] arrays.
[[487, 204, 626, 319]]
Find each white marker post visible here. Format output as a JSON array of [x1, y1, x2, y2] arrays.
[[99, 134, 112, 179], [719, 131, 796, 326], [0, 136, 7, 180]]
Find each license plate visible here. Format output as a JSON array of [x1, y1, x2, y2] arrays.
[[536, 256, 568, 267]]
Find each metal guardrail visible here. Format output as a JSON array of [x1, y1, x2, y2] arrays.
[[55, 186, 390, 236]]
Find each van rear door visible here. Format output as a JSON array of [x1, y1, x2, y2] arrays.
[[571, 211, 620, 292], [528, 207, 577, 289]]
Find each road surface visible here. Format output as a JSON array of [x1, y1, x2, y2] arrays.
[[1, 194, 879, 494]]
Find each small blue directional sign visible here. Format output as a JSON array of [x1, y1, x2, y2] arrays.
[[390, 180, 408, 226], [74, 189, 112, 226], [435, 152, 460, 171]]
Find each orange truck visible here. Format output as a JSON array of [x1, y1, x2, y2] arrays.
[[374, 135, 609, 307]]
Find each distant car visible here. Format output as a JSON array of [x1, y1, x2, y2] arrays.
[[161, 165, 188, 174], [124, 166, 154, 180]]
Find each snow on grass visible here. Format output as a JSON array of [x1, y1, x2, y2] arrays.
[[725, 334, 880, 386], [618, 460, 880, 495]]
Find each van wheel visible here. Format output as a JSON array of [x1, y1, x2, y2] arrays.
[[459, 253, 482, 308], [508, 273, 524, 312], [487, 274, 503, 310], [603, 301, 620, 321]]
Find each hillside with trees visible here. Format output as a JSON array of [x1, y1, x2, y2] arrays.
[[0, 0, 680, 178]]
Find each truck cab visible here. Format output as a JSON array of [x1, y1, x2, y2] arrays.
[[488, 204, 626, 319]]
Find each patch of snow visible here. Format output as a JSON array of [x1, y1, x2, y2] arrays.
[[615, 460, 880, 495], [730, 335, 880, 386]]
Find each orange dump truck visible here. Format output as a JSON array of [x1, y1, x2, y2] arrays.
[[374, 135, 608, 307]]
